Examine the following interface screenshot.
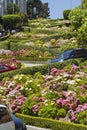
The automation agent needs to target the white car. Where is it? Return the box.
[0,104,15,130]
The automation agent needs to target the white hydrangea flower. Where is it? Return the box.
[67,80,75,85]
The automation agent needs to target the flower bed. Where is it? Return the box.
[0,64,87,125]
[0,58,21,68]
[0,48,52,59]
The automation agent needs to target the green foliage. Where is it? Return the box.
[16,113,87,130]
[0,24,2,31]
[0,18,78,59]
[2,14,22,31]
[33,72,43,79]
[77,22,87,47]
[82,0,87,7]
[21,94,41,116]
[0,34,10,41]
[0,58,83,81]
[77,9,87,47]
[76,110,87,124]
[78,95,87,104]
[27,0,49,19]
[35,29,56,35]
[62,82,68,91]
[69,7,87,33]
[7,3,20,14]
[69,7,83,30]
[79,60,87,68]
[1,13,87,130]
[45,91,61,100]
[0,16,3,25]
[63,9,71,20]
[38,103,57,118]
[19,13,28,25]
[57,108,66,118]
[14,74,29,84]
[42,3,50,18]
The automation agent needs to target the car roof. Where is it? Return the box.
[62,48,86,53]
[59,49,73,55]
[0,104,7,108]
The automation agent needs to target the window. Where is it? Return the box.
[0,107,12,124]
[0,66,8,71]
[71,49,85,58]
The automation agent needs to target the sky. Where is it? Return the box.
[41,0,82,19]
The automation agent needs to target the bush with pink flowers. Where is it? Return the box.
[1,64,87,125]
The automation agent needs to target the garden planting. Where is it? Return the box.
[0,58,21,68]
[1,11,87,128]
[0,19,78,61]
[0,63,87,125]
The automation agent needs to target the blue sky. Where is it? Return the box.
[41,0,82,19]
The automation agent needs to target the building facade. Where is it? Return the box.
[0,0,7,16]
[0,0,27,16]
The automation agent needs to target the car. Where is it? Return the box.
[0,104,15,130]
[51,48,87,63]
[0,64,17,73]
[0,104,27,130]
[12,113,27,130]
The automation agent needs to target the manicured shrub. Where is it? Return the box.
[16,113,87,130]
[57,108,66,118]
[63,9,71,20]
[38,104,57,118]
[2,14,22,32]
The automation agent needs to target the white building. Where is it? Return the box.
[0,0,7,16]
[0,0,27,16]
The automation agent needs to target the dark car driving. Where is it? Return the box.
[51,48,87,63]
[12,114,27,130]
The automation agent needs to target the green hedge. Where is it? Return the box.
[35,29,57,34]
[16,57,48,61]
[0,58,83,81]
[0,33,10,41]
[16,113,87,130]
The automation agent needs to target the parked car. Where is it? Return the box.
[12,113,27,130]
[0,64,17,73]
[51,48,87,63]
[0,104,27,130]
[0,104,15,130]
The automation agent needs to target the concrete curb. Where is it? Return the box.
[26,125,51,130]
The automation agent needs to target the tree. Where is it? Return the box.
[63,9,71,20]
[42,3,50,18]
[0,16,3,31]
[82,0,87,7]
[69,7,83,31]
[2,15,22,32]
[0,16,3,25]
[19,13,28,25]
[7,3,20,14]
[0,24,2,31]
[27,0,50,19]
[77,9,87,47]
[77,22,87,47]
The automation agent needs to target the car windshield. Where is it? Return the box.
[58,50,72,60]
[0,66,8,71]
